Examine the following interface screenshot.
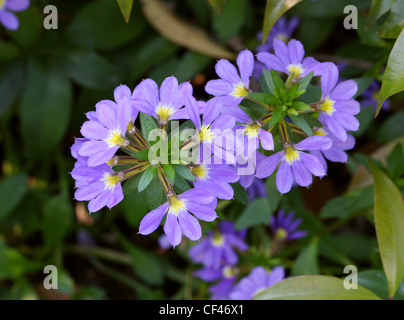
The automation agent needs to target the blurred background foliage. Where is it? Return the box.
[0,0,404,300]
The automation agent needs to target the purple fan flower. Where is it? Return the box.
[254,16,300,78]
[205,50,254,109]
[190,164,239,200]
[257,39,320,80]
[237,150,266,189]
[360,80,390,111]
[188,221,248,270]
[229,266,285,300]
[256,135,332,194]
[158,234,172,250]
[184,96,237,164]
[246,179,267,202]
[0,0,29,30]
[256,17,300,54]
[139,188,218,247]
[310,127,355,171]
[131,76,192,128]
[236,114,274,151]
[78,85,134,167]
[317,62,360,142]
[194,266,238,300]
[71,162,124,213]
[270,210,307,241]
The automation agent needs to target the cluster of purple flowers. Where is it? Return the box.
[0,0,29,30]
[189,220,293,300]
[71,32,362,248]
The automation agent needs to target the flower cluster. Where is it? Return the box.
[71,37,361,247]
[0,0,29,30]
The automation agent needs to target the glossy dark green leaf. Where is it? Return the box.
[123,174,142,196]
[42,193,73,246]
[116,0,134,23]
[68,0,145,50]
[0,61,24,118]
[370,160,404,298]
[291,238,319,275]
[366,0,396,28]
[0,174,28,222]
[289,115,313,136]
[138,166,157,193]
[262,0,303,42]
[212,0,247,41]
[140,113,158,143]
[232,183,249,206]
[254,275,381,300]
[377,0,404,38]
[19,59,72,158]
[146,175,165,210]
[377,28,404,115]
[174,165,195,182]
[235,198,270,230]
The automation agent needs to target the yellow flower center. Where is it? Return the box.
[244,123,260,138]
[102,173,121,190]
[275,228,288,240]
[222,266,237,279]
[231,83,249,98]
[276,33,289,43]
[191,165,208,180]
[155,104,174,123]
[313,128,327,136]
[287,64,304,78]
[168,195,185,216]
[320,98,336,115]
[284,146,300,164]
[199,125,213,143]
[0,0,5,9]
[105,129,127,147]
[211,232,225,247]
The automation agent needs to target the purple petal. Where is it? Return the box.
[287,39,304,65]
[184,94,201,130]
[114,85,131,102]
[88,190,109,213]
[178,211,202,241]
[95,100,117,131]
[164,213,182,247]
[273,38,290,66]
[179,188,215,204]
[335,99,360,115]
[292,160,312,187]
[300,152,326,177]
[205,79,234,96]
[320,62,339,98]
[137,78,159,107]
[5,0,30,11]
[295,135,332,151]
[159,76,179,106]
[276,160,294,194]
[138,203,169,235]
[259,129,274,150]
[330,80,358,101]
[256,151,282,179]
[87,147,118,167]
[186,201,218,222]
[215,59,241,84]
[80,121,109,140]
[237,49,254,87]
[256,52,286,73]
[0,10,18,30]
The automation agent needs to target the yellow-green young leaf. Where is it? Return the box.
[116,0,133,23]
[262,0,303,43]
[208,0,224,14]
[139,0,235,60]
[369,160,404,298]
[254,276,381,300]
[376,28,404,116]
[366,0,396,28]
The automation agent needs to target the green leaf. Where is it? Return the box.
[262,0,304,42]
[232,183,249,206]
[378,112,404,142]
[352,77,374,99]
[174,164,195,182]
[254,276,381,300]
[297,72,314,92]
[377,28,404,115]
[122,187,149,226]
[292,101,311,111]
[270,70,286,96]
[289,115,313,136]
[358,270,404,300]
[163,164,175,184]
[291,238,319,276]
[0,240,41,281]
[63,49,119,90]
[42,193,73,246]
[138,166,157,193]
[68,0,145,50]
[268,108,287,127]
[140,112,158,143]
[0,40,20,62]
[376,0,404,38]
[208,0,224,14]
[235,198,270,230]
[116,0,134,23]
[122,174,142,196]
[248,92,272,105]
[366,0,396,28]
[19,59,72,158]
[265,175,280,213]
[0,60,24,118]
[0,174,27,223]
[320,186,374,219]
[212,0,248,41]
[369,160,404,298]
[146,175,165,210]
